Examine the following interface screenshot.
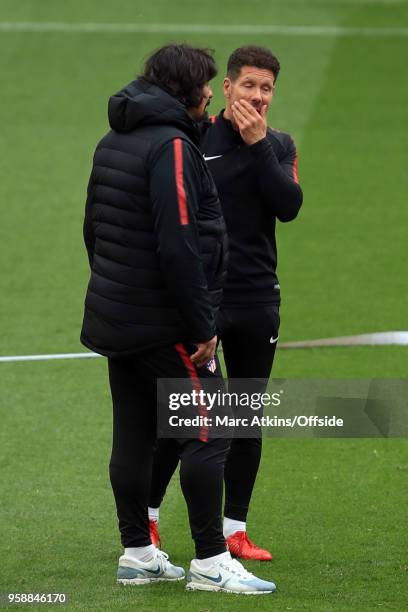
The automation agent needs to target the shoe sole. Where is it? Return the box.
[186,582,275,595]
[230,552,273,562]
[118,576,185,585]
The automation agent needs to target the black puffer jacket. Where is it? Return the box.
[80,78,227,357]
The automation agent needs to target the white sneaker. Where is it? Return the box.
[186,553,276,595]
[117,549,185,585]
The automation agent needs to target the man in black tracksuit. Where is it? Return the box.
[81,44,277,593]
[148,46,303,561]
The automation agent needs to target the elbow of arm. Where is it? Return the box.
[279,213,297,223]
[276,190,303,223]
[277,208,299,223]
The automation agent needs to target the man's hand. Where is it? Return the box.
[190,335,217,368]
[231,99,267,145]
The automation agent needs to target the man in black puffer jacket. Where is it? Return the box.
[80,44,276,594]
[81,64,226,357]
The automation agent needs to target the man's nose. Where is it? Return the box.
[251,88,262,101]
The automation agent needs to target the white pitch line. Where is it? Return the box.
[0,352,102,363]
[1,332,407,363]
[0,22,408,37]
[276,0,408,3]
[279,331,408,349]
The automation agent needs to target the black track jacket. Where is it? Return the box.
[80,79,227,357]
[200,112,303,305]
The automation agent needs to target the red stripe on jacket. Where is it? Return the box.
[292,147,299,184]
[175,343,209,443]
[173,138,189,225]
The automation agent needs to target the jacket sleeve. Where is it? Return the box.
[149,137,216,343]
[249,133,303,222]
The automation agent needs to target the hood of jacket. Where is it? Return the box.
[108,77,200,144]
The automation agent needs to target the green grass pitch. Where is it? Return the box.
[0,1,407,610]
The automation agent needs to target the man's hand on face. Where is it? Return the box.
[190,335,217,368]
[231,99,267,145]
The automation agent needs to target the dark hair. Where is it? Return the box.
[227,45,280,81]
[143,43,217,108]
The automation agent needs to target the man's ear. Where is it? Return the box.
[223,77,231,99]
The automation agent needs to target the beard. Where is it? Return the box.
[196,99,211,122]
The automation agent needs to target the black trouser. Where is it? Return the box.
[108,343,229,559]
[150,304,280,523]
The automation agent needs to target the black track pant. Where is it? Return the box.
[150,304,280,523]
[108,343,229,559]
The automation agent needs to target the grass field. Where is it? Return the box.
[1,0,407,610]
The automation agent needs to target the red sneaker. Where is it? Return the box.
[226,531,273,561]
[149,519,161,548]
